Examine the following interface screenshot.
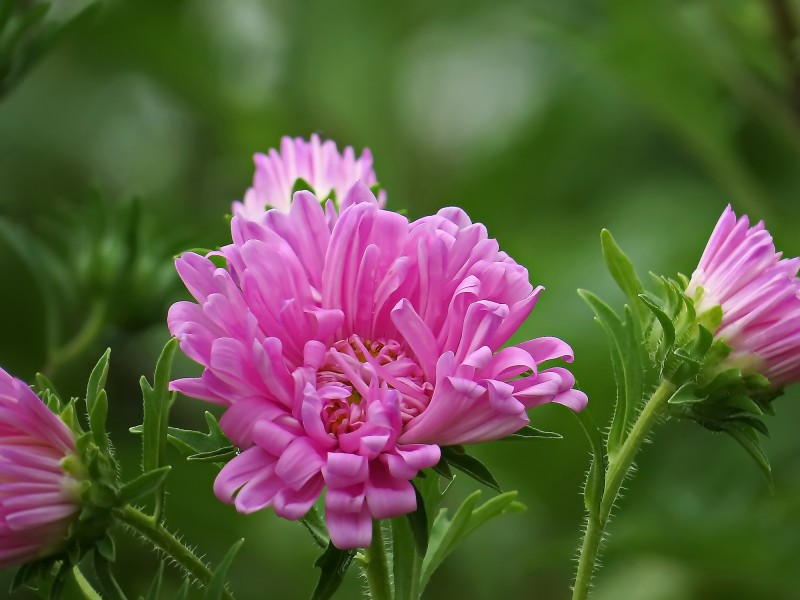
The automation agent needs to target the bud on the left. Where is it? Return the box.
[0,368,84,568]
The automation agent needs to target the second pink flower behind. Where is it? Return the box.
[169,184,586,548]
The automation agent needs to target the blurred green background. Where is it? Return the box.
[1,0,799,598]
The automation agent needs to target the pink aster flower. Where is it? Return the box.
[0,368,82,568]
[233,134,386,219]
[169,184,586,548]
[686,205,800,388]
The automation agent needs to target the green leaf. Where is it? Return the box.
[439,447,501,493]
[497,425,562,441]
[578,290,642,458]
[391,516,422,600]
[667,383,704,406]
[569,408,606,515]
[310,543,356,600]
[140,338,178,473]
[144,562,164,600]
[300,506,329,549]
[600,229,646,325]
[135,411,231,457]
[203,538,244,600]
[86,349,111,451]
[407,483,429,555]
[420,491,523,591]
[116,467,172,506]
[186,446,238,463]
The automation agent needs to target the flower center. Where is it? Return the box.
[317,335,432,436]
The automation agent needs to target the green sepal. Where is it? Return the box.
[10,558,51,593]
[116,467,172,506]
[722,423,773,491]
[95,533,116,562]
[310,542,356,600]
[300,506,329,549]
[203,539,244,600]
[639,293,676,357]
[419,490,524,592]
[85,349,111,451]
[438,446,501,493]
[497,425,562,441]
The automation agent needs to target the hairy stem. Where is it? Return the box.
[116,505,234,600]
[365,520,392,600]
[572,379,675,600]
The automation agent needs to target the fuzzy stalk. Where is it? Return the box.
[116,505,234,600]
[572,379,676,600]
[364,520,392,600]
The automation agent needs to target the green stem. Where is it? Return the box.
[365,520,392,600]
[572,379,675,600]
[116,505,234,600]
[45,300,108,378]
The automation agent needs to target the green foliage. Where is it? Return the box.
[0,0,100,99]
[437,446,502,493]
[310,543,356,600]
[204,539,244,600]
[420,491,525,591]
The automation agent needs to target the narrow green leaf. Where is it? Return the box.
[175,580,190,600]
[600,229,646,324]
[407,483,429,555]
[497,425,562,441]
[187,446,237,464]
[391,516,422,600]
[420,492,481,590]
[141,338,178,474]
[93,552,127,600]
[86,349,111,450]
[49,561,70,600]
[439,447,501,492]
[145,562,164,600]
[310,543,356,600]
[419,491,523,591]
[116,467,171,506]
[569,408,606,515]
[455,491,525,544]
[431,459,453,480]
[578,290,643,458]
[300,506,329,548]
[203,539,244,600]
[667,383,704,406]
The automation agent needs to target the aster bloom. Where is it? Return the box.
[686,205,800,388]
[0,368,82,568]
[233,134,386,219]
[170,184,586,548]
